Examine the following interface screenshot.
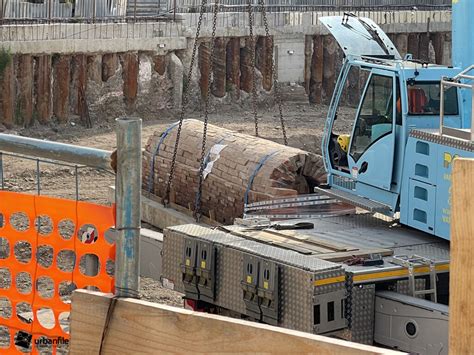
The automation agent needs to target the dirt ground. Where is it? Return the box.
[1,101,354,202]
[0,100,355,353]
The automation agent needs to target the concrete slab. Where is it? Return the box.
[140,228,163,281]
[108,185,198,229]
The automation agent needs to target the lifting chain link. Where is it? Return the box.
[247,0,259,138]
[194,0,220,222]
[163,0,208,206]
[259,0,288,145]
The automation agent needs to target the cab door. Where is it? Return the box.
[348,70,396,191]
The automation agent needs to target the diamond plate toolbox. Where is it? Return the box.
[162,224,347,334]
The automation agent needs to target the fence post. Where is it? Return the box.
[92,0,96,22]
[134,0,137,21]
[115,117,142,298]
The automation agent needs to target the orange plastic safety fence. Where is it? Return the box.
[0,191,116,354]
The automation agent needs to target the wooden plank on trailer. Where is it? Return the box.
[70,290,404,355]
[252,230,335,254]
[317,249,394,262]
[450,158,474,354]
[274,229,353,252]
[224,228,324,255]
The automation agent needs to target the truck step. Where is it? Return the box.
[315,186,392,214]
[414,289,436,296]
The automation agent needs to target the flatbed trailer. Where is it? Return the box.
[161,209,450,354]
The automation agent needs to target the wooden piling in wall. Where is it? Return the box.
[0,58,15,128]
[199,42,211,100]
[16,55,33,127]
[226,37,241,99]
[35,55,52,124]
[309,35,323,104]
[240,38,254,94]
[322,35,336,104]
[256,36,273,92]
[53,55,71,123]
[212,38,227,98]
[407,33,420,60]
[121,52,138,114]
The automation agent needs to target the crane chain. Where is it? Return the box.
[162,0,207,206]
[247,0,259,138]
[259,0,288,146]
[194,0,220,222]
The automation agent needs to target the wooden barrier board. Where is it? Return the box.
[69,290,403,355]
[450,158,474,354]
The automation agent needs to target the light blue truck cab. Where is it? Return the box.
[319,15,474,240]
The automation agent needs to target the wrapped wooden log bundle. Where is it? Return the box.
[142,119,326,224]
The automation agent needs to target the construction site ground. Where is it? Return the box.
[0,101,354,310]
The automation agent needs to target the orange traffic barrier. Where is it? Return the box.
[0,191,115,354]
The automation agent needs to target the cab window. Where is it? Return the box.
[350,74,394,162]
[407,81,458,115]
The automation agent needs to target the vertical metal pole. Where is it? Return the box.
[439,79,445,136]
[471,83,474,141]
[75,165,79,200]
[0,153,3,190]
[115,117,142,298]
[92,0,96,23]
[173,0,176,21]
[36,160,41,195]
[134,0,137,22]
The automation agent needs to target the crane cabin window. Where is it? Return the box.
[328,65,369,171]
[407,81,459,115]
[350,74,394,162]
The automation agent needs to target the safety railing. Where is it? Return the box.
[0,117,141,353]
[0,0,451,25]
[440,65,474,142]
[0,8,452,42]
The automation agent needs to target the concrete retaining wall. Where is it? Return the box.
[0,10,454,127]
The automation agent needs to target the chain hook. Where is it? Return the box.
[194,0,220,222]
[163,0,208,206]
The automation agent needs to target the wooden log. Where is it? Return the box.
[69,289,402,355]
[142,119,326,224]
[449,158,474,354]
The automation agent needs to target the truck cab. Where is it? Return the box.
[319,15,474,240]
